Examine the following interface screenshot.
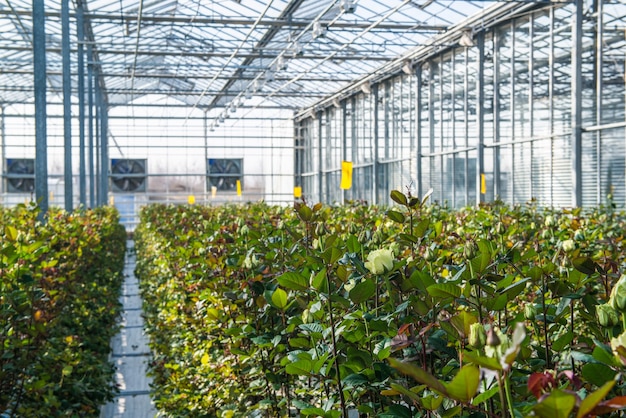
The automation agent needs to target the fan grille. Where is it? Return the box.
[110,159,147,193]
[6,158,35,193]
[207,159,243,191]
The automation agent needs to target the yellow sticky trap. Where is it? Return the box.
[236,180,242,196]
[340,161,353,190]
[294,186,302,198]
[480,174,486,194]
[49,191,54,201]
[109,196,115,206]
[188,195,196,205]
[211,186,217,198]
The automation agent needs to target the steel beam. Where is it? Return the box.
[77,1,86,207]
[62,0,73,211]
[33,0,48,219]
[571,0,583,207]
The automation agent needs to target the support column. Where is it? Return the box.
[317,111,323,203]
[416,66,423,199]
[77,1,86,207]
[373,85,379,205]
[341,101,347,204]
[571,0,583,207]
[33,0,48,219]
[62,0,73,211]
[88,45,95,207]
[476,33,485,204]
[100,93,109,207]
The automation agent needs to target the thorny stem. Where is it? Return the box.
[326,269,347,418]
[541,273,551,369]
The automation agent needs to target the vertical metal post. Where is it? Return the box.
[416,66,423,199]
[317,111,323,203]
[100,92,109,207]
[204,110,209,197]
[595,0,603,204]
[77,1,86,207]
[88,45,95,207]
[33,0,48,219]
[476,33,485,205]
[572,0,583,207]
[529,15,535,200]
[510,25,516,204]
[373,84,380,205]
[62,0,72,211]
[341,100,347,203]
[451,54,457,207]
[350,97,357,197]
[94,71,101,205]
[493,31,501,199]
[428,62,436,202]
[0,106,4,196]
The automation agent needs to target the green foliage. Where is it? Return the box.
[134,195,626,417]
[0,203,126,417]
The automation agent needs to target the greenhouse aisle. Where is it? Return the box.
[101,241,157,418]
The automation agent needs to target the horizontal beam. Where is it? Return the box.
[0,44,394,61]
[0,9,447,31]
[0,68,354,83]
[0,86,325,97]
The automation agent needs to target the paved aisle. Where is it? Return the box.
[101,241,157,418]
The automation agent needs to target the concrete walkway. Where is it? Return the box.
[101,242,157,418]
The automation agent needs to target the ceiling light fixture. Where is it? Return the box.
[361,82,371,95]
[402,60,413,75]
[459,29,474,47]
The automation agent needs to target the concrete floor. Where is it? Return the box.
[101,242,157,418]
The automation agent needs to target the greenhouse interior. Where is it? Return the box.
[5,0,626,417]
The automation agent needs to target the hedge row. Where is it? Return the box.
[135,197,626,417]
[0,204,127,417]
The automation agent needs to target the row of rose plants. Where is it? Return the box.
[135,193,626,417]
[0,203,127,417]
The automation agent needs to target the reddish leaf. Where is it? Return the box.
[528,372,555,399]
[558,370,582,390]
[589,396,626,415]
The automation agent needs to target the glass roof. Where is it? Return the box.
[0,0,501,114]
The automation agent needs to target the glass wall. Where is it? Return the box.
[296,0,626,208]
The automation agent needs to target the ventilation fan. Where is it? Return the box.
[110,159,146,193]
[207,158,243,191]
[6,158,35,193]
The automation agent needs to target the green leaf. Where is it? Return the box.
[463,352,502,371]
[573,257,597,275]
[297,204,313,221]
[312,268,328,293]
[390,190,408,206]
[581,363,616,387]
[387,210,405,224]
[285,359,313,376]
[5,226,18,241]
[301,407,325,416]
[472,386,499,406]
[346,235,361,253]
[389,383,422,402]
[441,406,462,418]
[277,271,309,291]
[577,380,616,418]
[349,279,376,304]
[427,283,461,299]
[342,373,369,387]
[388,358,447,396]
[551,331,573,352]
[271,287,288,309]
[445,365,480,403]
[450,311,478,338]
[533,389,577,418]
[414,219,431,237]
[421,394,443,411]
